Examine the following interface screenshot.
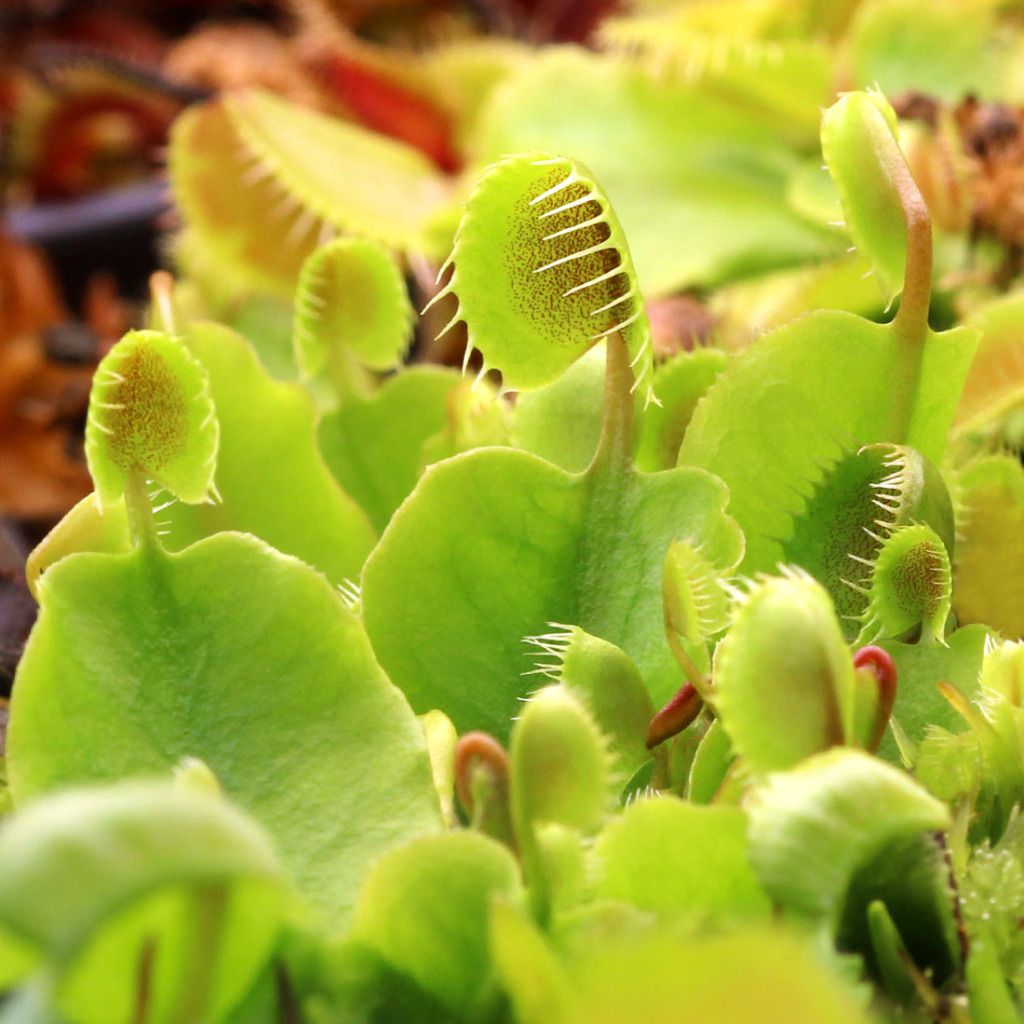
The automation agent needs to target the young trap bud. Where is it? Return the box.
[453,731,515,849]
[646,683,703,752]
[663,539,731,682]
[293,237,414,396]
[509,685,614,923]
[851,645,898,754]
[712,568,854,773]
[782,443,954,641]
[510,686,613,837]
[85,330,219,513]
[524,624,659,786]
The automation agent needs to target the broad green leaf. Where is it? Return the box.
[25,494,130,601]
[876,623,990,764]
[511,345,607,474]
[713,569,854,772]
[361,437,741,739]
[679,311,977,574]
[84,330,218,510]
[472,49,835,297]
[224,295,298,382]
[317,365,459,535]
[707,254,885,351]
[417,377,511,467]
[8,532,441,922]
[162,322,376,585]
[592,797,770,921]
[349,831,521,1019]
[293,238,413,386]
[173,240,300,382]
[599,7,832,143]
[0,782,286,1024]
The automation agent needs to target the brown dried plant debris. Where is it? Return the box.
[896,91,1024,284]
[0,230,129,520]
[955,97,1024,274]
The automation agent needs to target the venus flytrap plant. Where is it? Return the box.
[27,274,380,590]
[711,568,856,773]
[424,152,656,402]
[291,236,481,534]
[508,685,612,924]
[523,625,663,790]
[643,538,736,758]
[597,0,834,148]
[851,645,899,757]
[84,329,219,528]
[8,328,442,931]
[747,749,959,985]
[472,48,837,298]
[454,730,516,850]
[780,442,955,641]
[18,68,1024,1021]
[0,779,290,1024]
[362,151,742,739]
[913,639,1024,848]
[292,236,414,403]
[169,89,452,302]
[633,348,731,473]
[680,90,978,578]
